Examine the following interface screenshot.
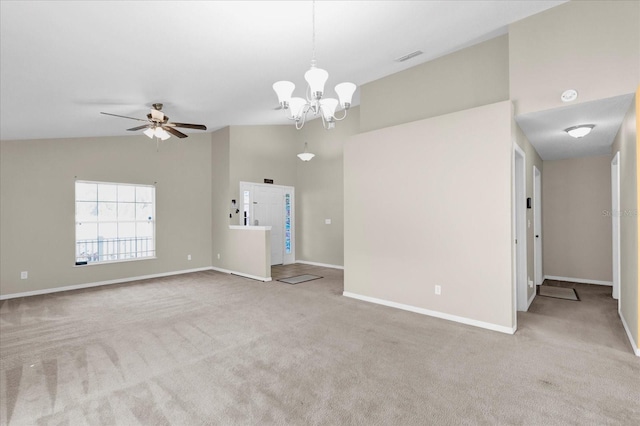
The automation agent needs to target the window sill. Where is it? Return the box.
[73,256,157,267]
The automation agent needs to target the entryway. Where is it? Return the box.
[239,181,295,265]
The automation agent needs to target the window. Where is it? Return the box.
[75,181,155,264]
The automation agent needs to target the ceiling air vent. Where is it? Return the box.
[395,50,424,62]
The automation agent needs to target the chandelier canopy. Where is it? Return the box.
[272,0,356,130]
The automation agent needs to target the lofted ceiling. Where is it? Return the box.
[0,0,567,141]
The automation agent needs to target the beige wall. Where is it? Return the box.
[542,156,613,283]
[345,101,514,330]
[210,127,271,280]
[211,126,231,269]
[293,34,510,266]
[295,110,360,266]
[360,35,509,133]
[212,125,295,277]
[509,0,640,115]
[514,123,544,301]
[225,227,271,279]
[229,125,298,209]
[0,133,213,297]
[612,91,638,352]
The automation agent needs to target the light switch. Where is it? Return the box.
[325,219,331,225]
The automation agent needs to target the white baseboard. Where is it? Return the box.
[544,275,613,286]
[210,266,272,282]
[296,260,344,270]
[0,267,213,300]
[619,309,640,357]
[342,291,516,335]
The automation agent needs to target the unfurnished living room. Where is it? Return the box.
[0,1,638,425]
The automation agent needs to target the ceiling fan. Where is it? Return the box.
[100,103,207,140]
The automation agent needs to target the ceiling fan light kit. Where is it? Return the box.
[101,103,206,141]
[143,126,170,141]
[273,0,356,130]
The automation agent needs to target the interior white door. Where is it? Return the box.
[514,145,528,312]
[533,166,543,285]
[253,186,285,265]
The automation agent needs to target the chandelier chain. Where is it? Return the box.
[311,0,316,64]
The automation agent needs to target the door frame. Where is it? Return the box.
[513,143,528,313]
[533,166,543,285]
[239,181,295,265]
[611,152,621,303]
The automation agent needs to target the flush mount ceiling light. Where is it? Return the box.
[565,124,595,138]
[272,0,356,130]
[297,142,315,161]
[561,89,578,102]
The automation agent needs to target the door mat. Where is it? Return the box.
[538,285,579,301]
[278,274,323,285]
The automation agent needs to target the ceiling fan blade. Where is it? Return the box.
[168,122,207,130]
[100,112,148,122]
[163,126,188,138]
[127,124,151,131]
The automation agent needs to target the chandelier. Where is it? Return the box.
[272,0,356,130]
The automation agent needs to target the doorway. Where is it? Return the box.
[533,166,543,285]
[611,152,620,302]
[513,144,528,312]
[239,182,295,266]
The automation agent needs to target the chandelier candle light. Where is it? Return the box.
[273,0,356,130]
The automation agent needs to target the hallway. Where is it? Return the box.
[522,280,631,354]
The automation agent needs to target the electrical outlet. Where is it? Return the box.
[435,285,441,295]
[217,253,221,260]
[187,254,192,261]
[21,271,28,279]
[325,219,332,225]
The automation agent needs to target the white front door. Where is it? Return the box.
[254,186,285,265]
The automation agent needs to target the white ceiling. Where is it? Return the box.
[515,94,634,161]
[0,0,567,141]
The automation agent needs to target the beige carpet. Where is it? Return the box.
[1,268,638,425]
